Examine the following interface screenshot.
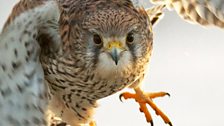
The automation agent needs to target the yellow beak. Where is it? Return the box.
[106,41,124,65]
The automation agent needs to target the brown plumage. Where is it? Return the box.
[151,0,224,28]
[1,0,170,126]
[42,1,153,125]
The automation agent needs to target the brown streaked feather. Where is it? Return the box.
[145,5,165,26]
[3,0,47,31]
[56,0,138,51]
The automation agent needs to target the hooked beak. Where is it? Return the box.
[111,48,119,65]
[106,41,124,65]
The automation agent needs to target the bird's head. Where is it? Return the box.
[61,1,163,79]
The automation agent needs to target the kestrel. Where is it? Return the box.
[1,0,223,126]
[1,0,168,126]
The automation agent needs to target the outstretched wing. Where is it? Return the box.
[151,0,224,28]
[0,1,60,125]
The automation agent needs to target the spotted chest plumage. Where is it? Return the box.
[42,54,148,100]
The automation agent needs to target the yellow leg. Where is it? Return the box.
[89,121,96,126]
[120,87,172,126]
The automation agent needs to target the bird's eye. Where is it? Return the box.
[93,34,102,45]
[126,32,134,44]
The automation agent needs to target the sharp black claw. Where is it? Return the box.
[139,107,143,112]
[119,94,124,102]
[166,93,171,97]
[149,120,154,126]
[168,122,173,126]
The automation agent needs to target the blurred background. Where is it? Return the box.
[1,0,224,126]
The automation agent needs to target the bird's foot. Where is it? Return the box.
[120,87,172,126]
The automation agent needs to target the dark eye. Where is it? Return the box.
[126,32,134,44]
[93,34,102,45]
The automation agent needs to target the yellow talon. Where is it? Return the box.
[120,87,172,126]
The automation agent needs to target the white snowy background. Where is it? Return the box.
[0,0,224,126]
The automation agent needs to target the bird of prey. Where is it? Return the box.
[0,0,223,126]
[0,0,168,126]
